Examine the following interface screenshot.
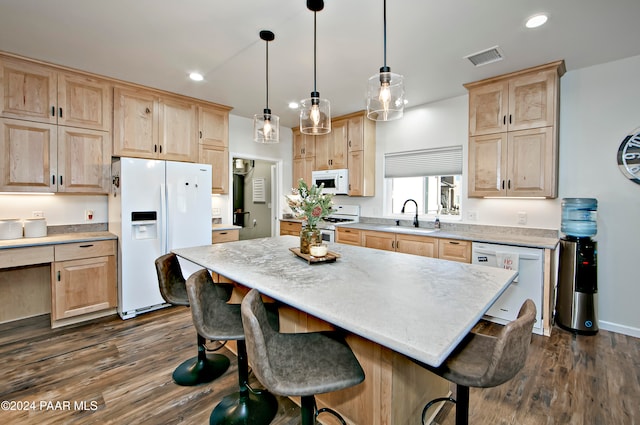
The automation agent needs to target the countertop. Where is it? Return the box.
[0,232,117,250]
[337,222,559,250]
[173,235,517,367]
[212,224,242,231]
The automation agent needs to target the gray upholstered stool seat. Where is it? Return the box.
[154,253,230,386]
[186,269,279,425]
[419,299,536,425]
[241,288,365,425]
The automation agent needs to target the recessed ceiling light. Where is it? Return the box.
[189,72,204,81]
[526,13,548,29]
[288,102,299,109]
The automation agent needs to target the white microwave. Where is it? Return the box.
[311,169,349,195]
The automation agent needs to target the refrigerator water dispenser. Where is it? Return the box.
[131,211,158,240]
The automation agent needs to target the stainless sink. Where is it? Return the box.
[382,226,439,235]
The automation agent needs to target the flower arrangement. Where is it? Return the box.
[286,178,334,229]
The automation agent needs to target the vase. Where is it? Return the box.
[300,226,321,254]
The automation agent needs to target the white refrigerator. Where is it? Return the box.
[109,157,212,319]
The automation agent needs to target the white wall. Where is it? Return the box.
[0,194,107,225]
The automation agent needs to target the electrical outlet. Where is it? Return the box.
[85,210,94,221]
[32,211,44,218]
[467,211,477,221]
[517,211,527,225]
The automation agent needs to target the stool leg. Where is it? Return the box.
[209,340,278,425]
[172,333,230,386]
[300,396,316,425]
[455,385,469,425]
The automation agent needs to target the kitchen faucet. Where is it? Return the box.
[401,199,419,228]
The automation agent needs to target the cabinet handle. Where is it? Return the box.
[154,144,158,153]
[502,180,505,190]
[145,107,151,114]
[59,175,63,185]
[52,175,56,185]
[57,271,61,281]
[199,130,202,139]
[503,115,506,125]
[59,107,63,118]
[391,241,395,249]
[448,241,460,245]
[508,180,511,189]
[79,244,94,248]
[159,145,162,153]
[220,232,227,235]
[348,140,351,147]
[509,114,512,124]
[396,241,399,249]
[51,106,56,117]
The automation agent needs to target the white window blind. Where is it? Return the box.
[384,146,463,178]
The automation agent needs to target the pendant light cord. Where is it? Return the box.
[265,37,269,109]
[313,11,317,93]
[383,0,387,68]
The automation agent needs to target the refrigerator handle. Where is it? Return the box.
[160,183,168,253]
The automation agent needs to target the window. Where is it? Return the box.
[385,146,462,217]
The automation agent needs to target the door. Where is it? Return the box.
[118,158,165,315]
[166,161,212,277]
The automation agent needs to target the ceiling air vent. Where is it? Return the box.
[464,46,505,67]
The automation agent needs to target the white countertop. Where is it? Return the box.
[0,232,117,250]
[173,235,517,367]
[338,222,559,249]
[212,224,242,231]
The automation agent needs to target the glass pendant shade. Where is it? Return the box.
[254,30,279,143]
[300,94,330,135]
[366,67,405,121]
[253,108,280,143]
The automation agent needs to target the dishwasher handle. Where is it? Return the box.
[472,247,541,261]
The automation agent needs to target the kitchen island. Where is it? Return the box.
[173,235,517,424]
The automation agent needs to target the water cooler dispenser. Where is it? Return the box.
[555,198,598,334]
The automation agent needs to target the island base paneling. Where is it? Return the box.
[225,279,449,425]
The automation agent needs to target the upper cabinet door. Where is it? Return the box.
[508,70,556,132]
[57,71,112,131]
[113,86,158,158]
[468,133,508,197]
[0,118,57,192]
[57,126,111,194]
[468,81,509,136]
[158,96,197,162]
[0,57,57,124]
[198,105,229,149]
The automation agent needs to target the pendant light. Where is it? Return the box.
[300,0,331,135]
[253,30,280,143]
[366,0,405,121]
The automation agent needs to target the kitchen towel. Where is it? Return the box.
[496,252,519,282]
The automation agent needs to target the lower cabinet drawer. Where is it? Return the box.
[54,240,116,261]
[212,229,239,244]
[0,245,54,268]
[336,228,362,245]
[438,239,471,263]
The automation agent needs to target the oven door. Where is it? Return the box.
[320,229,334,243]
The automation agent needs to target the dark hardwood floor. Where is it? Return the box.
[0,307,638,425]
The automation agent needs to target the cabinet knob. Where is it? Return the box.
[145,107,151,114]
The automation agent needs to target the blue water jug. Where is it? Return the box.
[561,198,597,237]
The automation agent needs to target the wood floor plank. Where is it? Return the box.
[1,306,638,424]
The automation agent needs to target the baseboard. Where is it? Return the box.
[598,320,640,338]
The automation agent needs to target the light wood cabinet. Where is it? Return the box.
[212,229,239,244]
[198,104,231,194]
[314,119,348,170]
[438,238,471,263]
[346,112,376,196]
[113,86,198,162]
[292,129,315,186]
[361,230,438,258]
[51,240,117,325]
[280,220,302,236]
[336,227,362,246]
[0,56,112,131]
[465,61,564,198]
[0,118,111,193]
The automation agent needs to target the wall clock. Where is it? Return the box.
[617,127,640,185]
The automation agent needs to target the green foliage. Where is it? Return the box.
[286,178,334,228]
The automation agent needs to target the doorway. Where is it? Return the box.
[231,156,280,240]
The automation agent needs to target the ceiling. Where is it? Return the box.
[2,0,640,129]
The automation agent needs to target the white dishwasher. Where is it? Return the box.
[472,242,543,335]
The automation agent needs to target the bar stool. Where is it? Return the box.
[185,269,280,425]
[419,299,536,425]
[241,288,366,425]
[154,253,230,386]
